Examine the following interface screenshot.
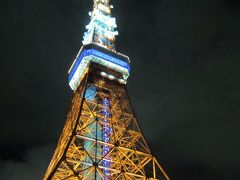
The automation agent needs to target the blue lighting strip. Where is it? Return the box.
[102,98,111,178]
[68,48,130,82]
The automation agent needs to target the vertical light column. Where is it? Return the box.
[101,97,111,178]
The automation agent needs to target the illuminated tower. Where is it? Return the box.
[43,0,169,179]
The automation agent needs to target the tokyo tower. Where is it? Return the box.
[43,0,170,179]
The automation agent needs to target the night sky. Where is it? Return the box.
[1,0,240,179]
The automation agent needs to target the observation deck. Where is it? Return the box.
[68,43,130,91]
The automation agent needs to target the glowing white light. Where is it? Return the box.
[100,71,108,77]
[108,74,115,80]
[118,79,126,84]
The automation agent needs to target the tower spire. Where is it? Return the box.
[82,0,118,51]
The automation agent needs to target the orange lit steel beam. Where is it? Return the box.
[76,135,152,157]
[153,157,170,180]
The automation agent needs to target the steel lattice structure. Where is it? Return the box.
[44,1,169,179]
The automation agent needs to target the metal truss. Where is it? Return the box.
[43,64,169,180]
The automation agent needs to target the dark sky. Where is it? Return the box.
[1,0,240,179]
